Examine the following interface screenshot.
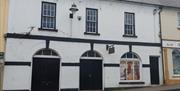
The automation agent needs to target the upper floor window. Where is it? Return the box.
[124,12,136,38]
[40,2,57,31]
[178,12,180,27]
[85,8,99,35]
[172,49,180,75]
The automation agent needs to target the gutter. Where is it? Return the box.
[158,6,165,84]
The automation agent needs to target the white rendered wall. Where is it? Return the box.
[8,0,160,43]
[3,39,162,89]
[4,0,162,90]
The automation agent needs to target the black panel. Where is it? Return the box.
[60,88,79,91]
[150,56,160,85]
[119,82,145,84]
[142,64,150,67]
[80,59,102,90]
[62,63,79,66]
[46,40,50,49]
[2,90,30,91]
[6,33,161,47]
[5,62,31,66]
[104,64,120,67]
[31,58,60,91]
[129,45,132,52]
[90,42,94,51]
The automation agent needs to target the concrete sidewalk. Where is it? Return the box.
[113,84,180,91]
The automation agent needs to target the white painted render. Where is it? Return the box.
[8,0,160,43]
[4,0,163,90]
[3,38,162,90]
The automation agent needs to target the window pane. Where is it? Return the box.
[120,61,127,80]
[127,62,133,80]
[52,51,58,56]
[36,50,43,55]
[127,52,132,58]
[134,61,140,80]
[172,49,180,75]
[42,17,47,28]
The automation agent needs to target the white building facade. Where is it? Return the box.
[3,0,163,91]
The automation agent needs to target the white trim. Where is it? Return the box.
[80,57,103,60]
[33,55,60,58]
[121,58,139,61]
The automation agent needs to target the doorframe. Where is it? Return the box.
[79,58,103,90]
[30,49,61,91]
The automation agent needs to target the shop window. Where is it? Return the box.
[120,52,141,80]
[172,49,180,75]
[178,12,180,27]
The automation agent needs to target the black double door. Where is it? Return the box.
[80,59,102,90]
[31,58,60,91]
[150,56,160,85]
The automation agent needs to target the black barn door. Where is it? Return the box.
[80,59,102,90]
[150,56,160,85]
[31,58,60,91]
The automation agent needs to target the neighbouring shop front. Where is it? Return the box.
[163,40,180,85]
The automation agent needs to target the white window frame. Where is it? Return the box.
[41,2,56,30]
[124,12,135,36]
[86,8,98,34]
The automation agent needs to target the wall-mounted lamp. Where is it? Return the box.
[69,3,79,19]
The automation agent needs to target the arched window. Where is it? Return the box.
[120,52,141,80]
[80,50,102,59]
[34,48,59,58]
[172,49,180,75]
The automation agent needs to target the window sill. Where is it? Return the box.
[38,28,58,32]
[123,35,138,38]
[84,32,100,36]
[172,75,180,78]
[119,82,145,85]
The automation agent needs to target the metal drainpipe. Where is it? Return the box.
[158,6,165,85]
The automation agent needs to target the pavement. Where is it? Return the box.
[113,84,180,91]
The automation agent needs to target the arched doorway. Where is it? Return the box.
[31,48,60,91]
[80,50,103,90]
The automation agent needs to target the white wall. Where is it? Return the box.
[8,0,160,43]
[3,66,31,90]
[3,39,162,89]
[4,0,162,90]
